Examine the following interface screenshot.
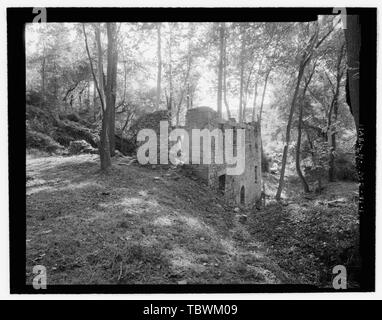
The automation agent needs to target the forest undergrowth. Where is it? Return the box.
[26,154,359,287]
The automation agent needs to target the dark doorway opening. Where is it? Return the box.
[218,174,226,193]
[240,186,245,204]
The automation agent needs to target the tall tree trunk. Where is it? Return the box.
[83,23,108,172]
[95,24,111,171]
[328,105,339,181]
[328,43,345,181]
[327,103,335,182]
[185,25,195,114]
[186,83,190,110]
[251,81,259,122]
[107,23,118,157]
[250,59,263,122]
[296,64,316,193]
[41,47,46,108]
[223,28,231,119]
[87,80,90,110]
[53,61,58,108]
[259,68,271,124]
[217,23,224,118]
[258,69,271,180]
[296,100,310,193]
[156,24,162,110]
[168,26,173,122]
[275,29,318,200]
[175,27,193,125]
[238,25,245,123]
[344,15,360,134]
[100,108,112,170]
[176,102,181,126]
[275,60,311,200]
[123,60,127,102]
[93,81,97,121]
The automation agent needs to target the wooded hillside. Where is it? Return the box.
[25,19,361,287]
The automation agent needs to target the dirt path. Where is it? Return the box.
[26,154,291,285]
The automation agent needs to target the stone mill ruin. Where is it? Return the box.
[136,106,262,207]
[184,107,262,206]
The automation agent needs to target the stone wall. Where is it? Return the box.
[133,107,262,206]
[133,110,171,164]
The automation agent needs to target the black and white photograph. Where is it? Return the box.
[5,4,377,299]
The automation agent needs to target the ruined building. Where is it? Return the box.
[184,107,262,206]
[134,107,262,206]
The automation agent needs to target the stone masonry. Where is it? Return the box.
[185,107,262,206]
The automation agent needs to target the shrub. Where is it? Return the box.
[334,152,358,182]
[52,127,74,147]
[68,140,98,155]
[26,104,56,135]
[128,110,171,157]
[26,90,43,106]
[56,120,99,148]
[130,110,170,137]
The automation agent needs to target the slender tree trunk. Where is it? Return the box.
[176,102,181,126]
[52,61,58,108]
[242,100,247,123]
[296,100,310,193]
[275,61,308,200]
[259,68,271,124]
[328,112,335,182]
[328,96,338,181]
[238,26,245,122]
[87,80,90,110]
[100,109,112,170]
[275,29,318,200]
[168,26,173,122]
[41,49,46,108]
[120,112,131,153]
[175,29,193,126]
[296,64,316,193]
[186,83,190,110]
[123,61,127,102]
[217,23,224,118]
[328,43,345,181]
[156,24,162,110]
[258,69,271,180]
[328,106,338,181]
[107,23,118,157]
[223,29,231,119]
[251,81,259,122]
[95,24,111,171]
[93,82,97,121]
[251,59,263,122]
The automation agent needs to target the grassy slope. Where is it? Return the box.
[26,155,291,285]
[26,155,359,286]
[253,173,360,287]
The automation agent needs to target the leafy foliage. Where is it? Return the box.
[26,129,64,153]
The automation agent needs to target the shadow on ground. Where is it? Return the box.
[26,154,291,285]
